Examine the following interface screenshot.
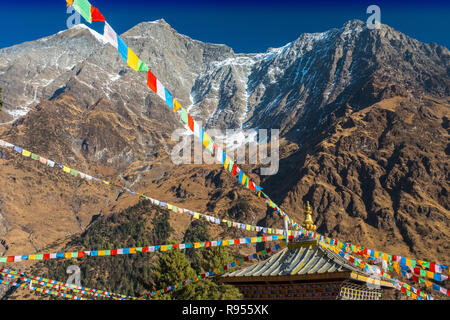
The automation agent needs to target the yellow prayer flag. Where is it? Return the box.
[426,271,433,279]
[98,250,105,256]
[64,252,71,259]
[406,258,412,267]
[374,251,379,258]
[203,132,210,148]
[161,245,167,252]
[167,204,173,210]
[102,180,109,185]
[62,166,71,173]
[382,253,388,260]
[127,48,139,72]
[129,248,136,254]
[22,150,31,157]
[173,99,181,112]
[245,225,251,231]
[29,254,36,260]
[241,173,247,185]
[411,293,417,300]
[251,237,257,243]
[194,243,200,249]
[193,212,200,219]
[224,157,230,170]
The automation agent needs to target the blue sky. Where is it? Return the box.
[0,0,449,52]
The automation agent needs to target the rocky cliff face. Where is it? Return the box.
[0,18,448,271]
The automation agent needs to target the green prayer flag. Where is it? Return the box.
[256,237,262,242]
[70,169,79,177]
[420,269,427,277]
[421,261,430,269]
[31,153,39,160]
[71,252,78,258]
[104,250,111,256]
[228,160,234,173]
[138,60,149,72]
[419,278,425,284]
[227,221,232,227]
[261,250,267,255]
[0,257,7,263]
[239,258,245,263]
[35,254,44,260]
[181,108,188,124]
[200,242,205,247]
[245,178,249,189]
[219,266,224,272]
[407,290,411,297]
[172,206,178,213]
[136,247,143,252]
[167,245,173,250]
[73,0,92,23]
[411,259,416,268]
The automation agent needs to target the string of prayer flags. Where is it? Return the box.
[0,277,87,300]
[0,268,135,300]
[0,234,286,263]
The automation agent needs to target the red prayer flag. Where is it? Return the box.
[234,239,239,244]
[187,114,194,131]
[172,244,179,249]
[7,256,14,263]
[90,7,106,22]
[111,249,118,255]
[412,275,419,283]
[232,163,237,176]
[78,251,84,258]
[147,70,157,93]
[43,254,50,260]
[430,263,436,272]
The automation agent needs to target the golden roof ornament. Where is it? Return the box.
[302,201,317,232]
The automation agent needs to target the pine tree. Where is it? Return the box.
[151,247,241,300]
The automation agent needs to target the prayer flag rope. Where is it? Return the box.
[0,139,297,239]
[319,242,438,300]
[0,268,135,300]
[63,0,450,275]
[0,234,287,263]
[140,242,286,299]
[0,277,87,300]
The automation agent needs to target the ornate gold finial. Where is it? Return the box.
[302,201,317,232]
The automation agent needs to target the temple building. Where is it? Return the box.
[220,202,394,300]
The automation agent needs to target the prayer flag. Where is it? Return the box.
[127,48,139,71]
[147,70,157,93]
[117,36,128,61]
[164,89,174,109]
[173,99,181,112]
[73,0,92,23]
[90,6,105,22]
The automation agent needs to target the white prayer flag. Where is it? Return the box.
[103,22,118,48]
